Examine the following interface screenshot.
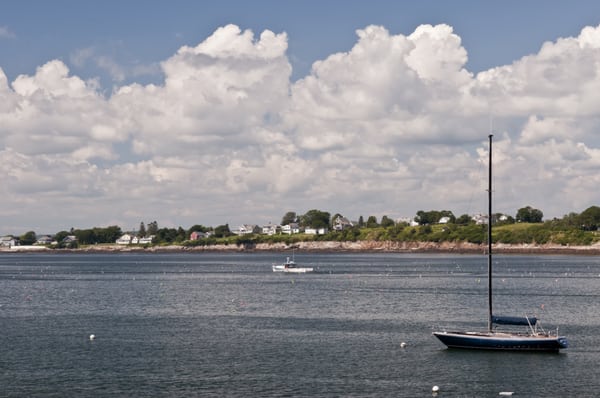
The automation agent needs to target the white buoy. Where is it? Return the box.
[400,342,407,348]
[432,385,439,392]
[499,393,514,396]
[89,334,95,341]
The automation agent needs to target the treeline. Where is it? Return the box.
[9,205,600,248]
[184,205,600,247]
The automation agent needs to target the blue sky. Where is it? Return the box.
[2,1,600,235]
[4,1,599,84]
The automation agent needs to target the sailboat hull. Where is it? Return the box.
[433,331,568,352]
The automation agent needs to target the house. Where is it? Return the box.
[62,235,78,244]
[305,227,328,235]
[472,214,488,225]
[139,235,154,244]
[333,216,353,231]
[116,234,134,245]
[438,216,451,224]
[36,235,54,245]
[262,223,279,235]
[0,236,17,247]
[281,223,300,235]
[234,224,258,235]
[190,231,207,240]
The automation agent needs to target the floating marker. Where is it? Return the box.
[400,342,407,348]
[89,334,95,341]
[432,385,439,392]
[499,393,514,396]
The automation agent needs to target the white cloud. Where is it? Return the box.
[111,24,292,158]
[4,23,600,233]
[70,47,133,83]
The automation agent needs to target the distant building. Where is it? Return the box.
[472,214,488,225]
[333,216,353,231]
[281,223,300,235]
[262,223,279,235]
[36,235,54,245]
[139,235,154,244]
[116,234,134,245]
[305,227,328,235]
[62,235,78,244]
[233,224,258,235]
[0,236,17,247]
[190,231,207,240]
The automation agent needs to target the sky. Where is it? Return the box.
[2,1,600,235]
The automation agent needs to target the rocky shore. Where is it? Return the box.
[3,241,600,255]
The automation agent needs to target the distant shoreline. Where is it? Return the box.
[2,241,600,255]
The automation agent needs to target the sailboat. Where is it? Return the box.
[433,135,568,351]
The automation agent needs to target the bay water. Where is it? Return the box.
[1,252,598,397]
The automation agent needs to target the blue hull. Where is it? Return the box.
[433,331,568,352]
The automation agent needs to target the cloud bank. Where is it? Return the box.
[2,23,600,233]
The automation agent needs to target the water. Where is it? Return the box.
[1,252,599,397]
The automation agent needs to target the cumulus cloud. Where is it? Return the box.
[3,23,600,233]
[70,47,132,83]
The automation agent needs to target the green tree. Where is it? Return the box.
[559,212,581,228]
[578,206,600,230]
[358,215,364,227]
[300,209,330,229]
[516,206,544,223]
[139,222,146,237]
[155,228,179,243]
[101,226,123,243]
[380,215,395,227]
[147,221,158,236]
[54,231,71,244]
[416,210,435,225]
[281,212,297,225]
[366,216,378,228]
[214,224,232,238]
[19,231,37,245]
[455,214,473,225]
[188,224,210,234]
[73,229,96,244]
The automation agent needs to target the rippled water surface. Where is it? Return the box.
[1,252,599,397]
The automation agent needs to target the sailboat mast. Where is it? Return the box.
[487,134,493,332]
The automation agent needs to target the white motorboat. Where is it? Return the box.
[272,255,313,273]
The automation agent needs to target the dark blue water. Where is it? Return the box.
[1,252,598,397]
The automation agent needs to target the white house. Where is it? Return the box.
[234,224,257,235]
[0,236,17,247]
[472,214,488,225]
[139,236,154,244]
[281,223,300,235]
[36,235,53,245]
[305,227,328,235]
[116,234,134,245]
[262,223,279,235]
[333,216,353,231]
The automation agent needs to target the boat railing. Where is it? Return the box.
[493,316,562,337]
[433,317,562,338]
